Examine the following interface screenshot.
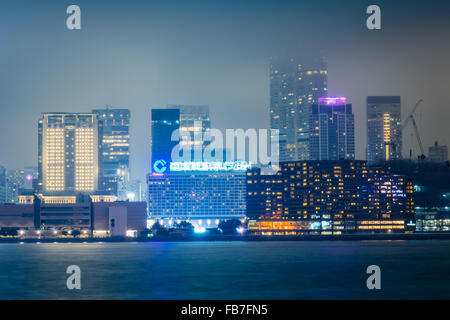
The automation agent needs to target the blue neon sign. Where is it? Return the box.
[170,161,251,172]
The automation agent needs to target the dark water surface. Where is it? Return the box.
[0,240,450,300]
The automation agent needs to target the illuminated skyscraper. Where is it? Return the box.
[148,104,244,226]
[309,97,355,160]
[270,57,328,161]
[367,96,402,163]
[151,105,211,173]
[92,108,130,198]
[168,105,211,161]
[38,113,100,194]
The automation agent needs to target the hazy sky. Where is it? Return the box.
[1,0,449,181]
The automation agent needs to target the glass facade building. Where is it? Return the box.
[309,97,355,160]
[367,96,402,163]
[92,108,130,198]
[151,105,212,173]
[270,57,328,161]
[246,160,415,235]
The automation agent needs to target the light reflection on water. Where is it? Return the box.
[0,240,449,300]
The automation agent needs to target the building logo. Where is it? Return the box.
[153,160,168,173]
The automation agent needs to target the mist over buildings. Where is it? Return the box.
[0,0,449,180]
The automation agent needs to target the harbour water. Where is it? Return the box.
[1,240,450,300]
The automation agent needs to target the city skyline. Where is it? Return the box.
[1,0,450,304]
[1,0,450,182]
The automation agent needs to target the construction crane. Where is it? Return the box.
[403,99,425,161]
[386,99,425,161]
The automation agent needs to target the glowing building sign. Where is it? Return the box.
[318,97,347,105]
[170,161,251,172]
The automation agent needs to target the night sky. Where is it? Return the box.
[0,0,449,181]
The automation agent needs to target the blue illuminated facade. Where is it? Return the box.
[149,106,247,227]
[147,171,246,227]
[151,109,180,173]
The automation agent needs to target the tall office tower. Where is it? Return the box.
[151,109,180,173]
[38,113,100,194]
[92,108,130,198]
[151,106,212,172]
[166,105,211,161]
[309,97,355,160]
[367,96,402,163]
[0,166,6,203]
[428,141,448,163]
[270,57,328,161]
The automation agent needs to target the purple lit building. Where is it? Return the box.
[309,97,355,160]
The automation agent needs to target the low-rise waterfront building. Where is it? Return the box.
[0,203,34,228]
[415,207,450,232]
[0,195,147,238]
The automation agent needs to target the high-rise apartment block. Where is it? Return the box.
[38,113,101,194]
[367,96,402,163]
[270,57,328,161]
[92,108,130,198]
[309,97,355,160]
